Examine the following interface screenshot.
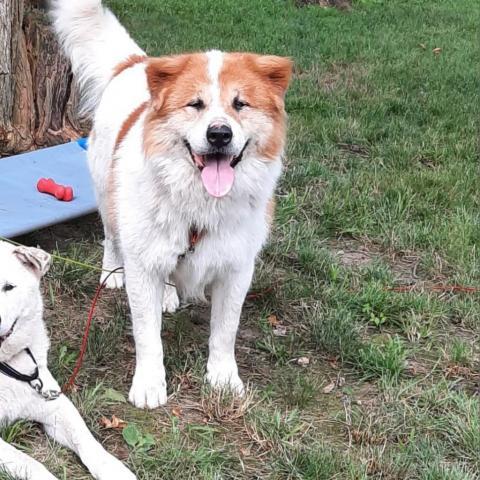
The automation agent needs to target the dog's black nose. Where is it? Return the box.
[207,124,232,148]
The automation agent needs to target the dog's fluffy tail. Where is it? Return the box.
[51,0,145,115]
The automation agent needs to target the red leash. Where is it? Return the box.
[62,267,123,393]
[62,261,274,394]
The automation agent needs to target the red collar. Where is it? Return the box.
[187,227,205,254]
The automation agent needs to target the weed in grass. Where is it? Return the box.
[442,393,480,471]
[139,446,237,480]
[200,387,255,424]
[256,335,291,365]
[47,242,100,297]
[358,335,407,382]
[86,300,128,364]
[447,338,474,367]
[246,408,307,452]
[123,424,155,453]
[167,352,205,395]
[69,383,106,420]
[133,419,239,480]
[53,344,77,379]
[273,444,363,480]
[310,303,361,360]
[421,464,478,480]
[362,301,387,328]
[102,387,128,405]
[265,367,320,408]
[0,421,32,444]
[184,423,219,445]
[401,312,434,343]
[282,372,319,409]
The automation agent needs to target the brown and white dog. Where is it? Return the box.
[52,0,292,409]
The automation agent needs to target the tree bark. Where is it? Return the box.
[0,0,89,156]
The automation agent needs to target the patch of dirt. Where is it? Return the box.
[320,62,368,93]
[337,142,370,158]
[331,239,471,299]
[332,239,378,269]
[16,213,102,251]
[331,238,429,287]
[296,0,352,10]
[336,248,373,268]
[295,62,368,95]
[388,251,424,287]
[416,154,440,170]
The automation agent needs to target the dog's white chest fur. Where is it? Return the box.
[92,71,282,297]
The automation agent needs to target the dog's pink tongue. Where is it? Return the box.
[201,156,235,198]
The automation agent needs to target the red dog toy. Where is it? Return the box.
[37,178,74,202]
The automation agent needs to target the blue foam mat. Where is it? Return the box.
[0,141,97,238]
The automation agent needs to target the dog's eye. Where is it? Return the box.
[3,284,15,292]
[233,97,249,112]
[187,99,205,110]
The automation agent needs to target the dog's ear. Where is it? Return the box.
[146,55,190,111]
[254,55,293,96]
[13,246,51,278]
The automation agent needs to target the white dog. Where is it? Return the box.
[52,0,292,409]
[0,241,136,480]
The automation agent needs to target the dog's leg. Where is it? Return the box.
[91,149,124,290]
[0,437,57,479]
[124,260,167,408]
[100,235,124,289]
[163,280,179,313]
[36,390,136,480]
[206,263,254,395]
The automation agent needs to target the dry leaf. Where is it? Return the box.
[445,365,471,379]
[328,357,339,369]
[337,376,346,387]
[100,415,127,430]
[240,447,251,457]
[99,417,110,428]
[323,382,336,394]
[171,407,182,418]
[267,314,279,326]
[297,356,310,366]
[432,47,442,55]
[114,445,130,461]
[177,375,193,390]
[406,360,428,376]
[418,43,426,50]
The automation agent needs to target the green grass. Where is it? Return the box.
[3,0,480,478]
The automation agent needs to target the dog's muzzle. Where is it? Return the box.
[0,319,17,346]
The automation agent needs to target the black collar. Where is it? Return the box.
[0,348,39,383]
[0,348,60,401]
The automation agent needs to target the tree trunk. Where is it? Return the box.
[0,0,89,156]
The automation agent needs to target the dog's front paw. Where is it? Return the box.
[129,368,167,409]
[163,283,179,313]
[206,363,245,396]
[94,459,137,480]
[100,269,124,289]
[28,467,58,480]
